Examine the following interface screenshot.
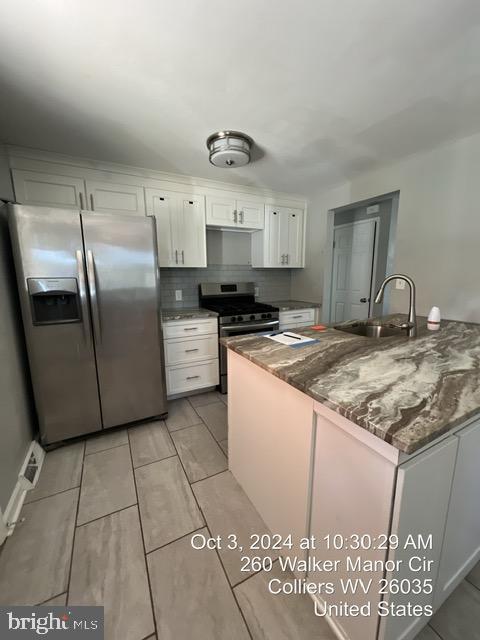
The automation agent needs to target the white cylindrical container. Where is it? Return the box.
[427,306,441,330]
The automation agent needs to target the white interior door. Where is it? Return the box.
[330,219,377,323]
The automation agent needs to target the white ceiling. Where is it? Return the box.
[1,0,480,194]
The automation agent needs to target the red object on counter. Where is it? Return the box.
[311,325,327,331]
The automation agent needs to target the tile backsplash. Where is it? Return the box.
[159,265,292,308]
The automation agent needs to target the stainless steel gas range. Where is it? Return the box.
[199,282,279,393]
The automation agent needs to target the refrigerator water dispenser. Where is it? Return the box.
[27,277,81,325]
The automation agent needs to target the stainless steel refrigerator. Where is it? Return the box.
[8,204,167,445]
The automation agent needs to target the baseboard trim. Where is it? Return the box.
[0,441,45,544]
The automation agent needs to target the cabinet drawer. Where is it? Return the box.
[166,359,219,395]
[280,321,313,331]
[163,318,217,339]
[279,309,315,325]
[164,335,218,366]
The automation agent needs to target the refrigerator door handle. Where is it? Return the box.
[75,249,91,344]
[86,249,102,344]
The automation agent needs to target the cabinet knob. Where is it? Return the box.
[360,297,369,303]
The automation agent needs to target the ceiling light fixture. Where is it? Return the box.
[206,131,253,168]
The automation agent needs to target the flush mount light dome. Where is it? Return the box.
[206,130,253,168]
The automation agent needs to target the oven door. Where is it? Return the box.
[218,319,279,393]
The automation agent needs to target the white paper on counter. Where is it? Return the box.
[266,332,317,346]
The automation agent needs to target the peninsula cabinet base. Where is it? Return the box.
[227,350,480,640]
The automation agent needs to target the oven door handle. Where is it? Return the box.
[221,320,279,333]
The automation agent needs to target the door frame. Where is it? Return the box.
[322,191,399,324]
[330,217,379,322]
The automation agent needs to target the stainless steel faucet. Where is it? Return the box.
[374,274,417,338]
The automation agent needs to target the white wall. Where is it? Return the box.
[0,147,14,201]
[206,229,252,266]
[292,132,480,322]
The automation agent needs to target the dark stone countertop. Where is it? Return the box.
[222,315,480,454]
[162,308,218,321]
[266,300,322,311]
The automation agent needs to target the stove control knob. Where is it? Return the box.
[261,313,267,319]
[237,316,243,322]
[266,313,272,318]
[250,315,255,321]
[231,316,237,322]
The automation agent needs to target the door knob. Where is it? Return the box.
[360,297,369,303]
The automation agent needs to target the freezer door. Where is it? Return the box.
[81,212,167,427]
[8,204,102,444]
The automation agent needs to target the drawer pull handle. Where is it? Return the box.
[185,348,199,353]
[184,327,198,331]
[292,315,303,318]
[186,375,200,380]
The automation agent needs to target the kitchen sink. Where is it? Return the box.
[334,322,405,338]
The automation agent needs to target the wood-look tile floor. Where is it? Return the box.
[0,390,479,640]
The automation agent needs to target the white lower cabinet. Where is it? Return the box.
[309,409,398,640]
[163,318,218,396]
[279,308,315,330]
[164,334,218,367]
[166,360,219,396]
[433,418,480,609]
[378,437,458,640]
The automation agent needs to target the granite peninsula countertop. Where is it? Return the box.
[162,308,218,321]
[222,315,480,454]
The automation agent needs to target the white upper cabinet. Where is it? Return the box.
[10,155,305,269]
[206,195,236,227]
[145,189,206,267]
[235,199,264,229]
[179,195,207,267]
[252,204,305,267]
[12,169,87,209]
[206,195,264,230]
[12,170,146,215]
[286,207,304,267]
[85,180,146,215]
